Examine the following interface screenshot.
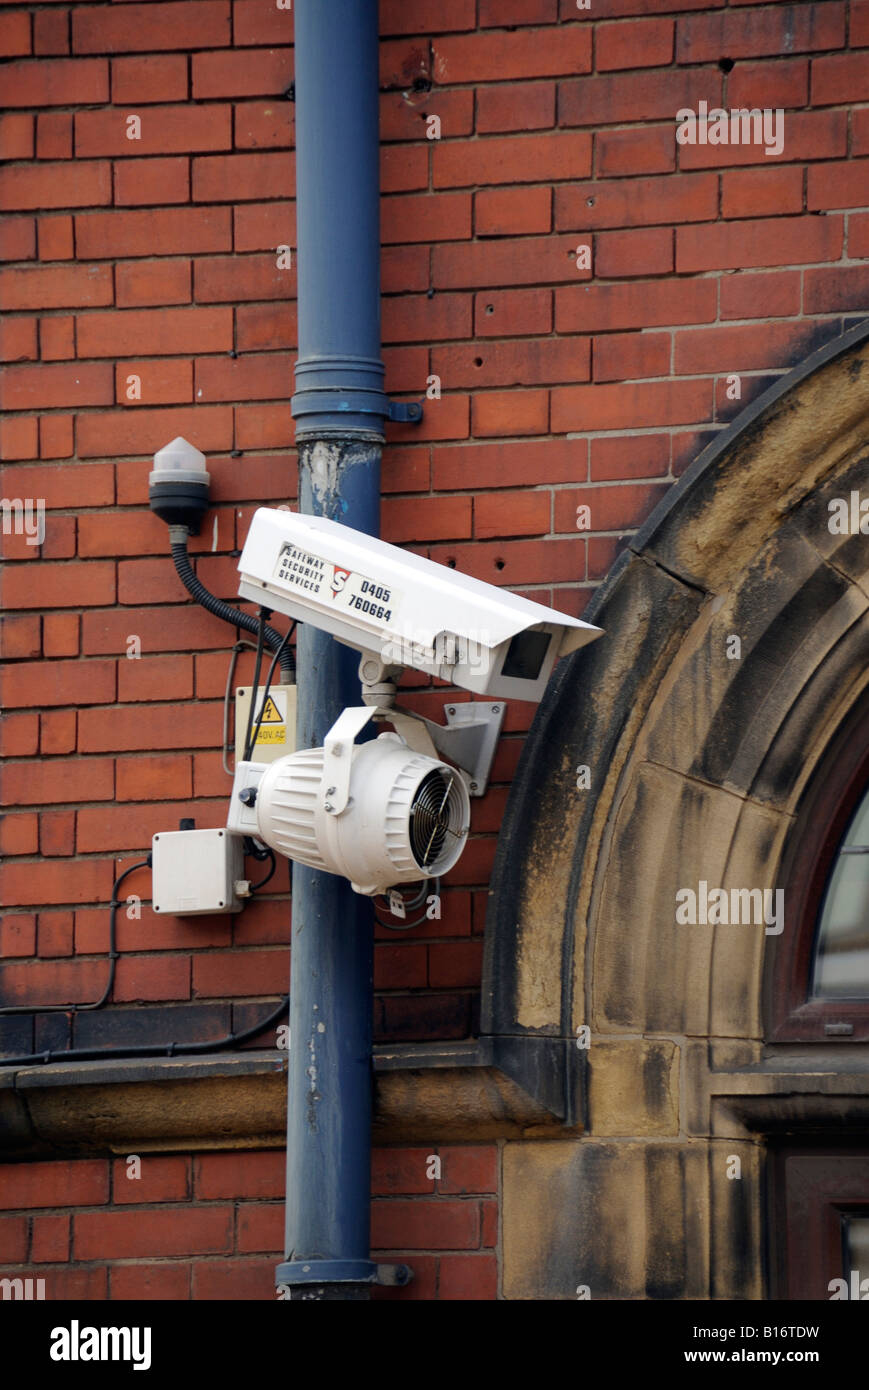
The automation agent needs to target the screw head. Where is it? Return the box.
[447,706,455,715]
[324,802,334,813]
[469,781,478,792]
[331,742,343,756]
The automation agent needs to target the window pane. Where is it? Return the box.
[846,1217,869,1278]
[812,787,869,997]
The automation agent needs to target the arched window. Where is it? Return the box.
[768,692,869,1040]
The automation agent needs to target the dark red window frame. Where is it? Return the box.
[767,693,869,1041]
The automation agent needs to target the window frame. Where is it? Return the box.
[767,693,869,1041]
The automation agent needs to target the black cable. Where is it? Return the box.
[248,849,277,893]
[0,995,289,1068]
[242,609,267,766]
[244,621,297,763]
[0,857,151,1016]
[171,537,293,679]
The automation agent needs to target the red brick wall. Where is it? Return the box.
[0,1145,499,1300]
[1,0,868,1298]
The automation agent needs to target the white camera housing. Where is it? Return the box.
[238,508,601,703]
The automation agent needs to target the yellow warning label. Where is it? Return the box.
[256,726,285,744]
[259,696,283,724]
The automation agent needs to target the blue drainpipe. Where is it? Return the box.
[276,0,419,1301]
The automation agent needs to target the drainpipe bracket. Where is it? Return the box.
[275,1259,413,1288]
[386,398,424,424]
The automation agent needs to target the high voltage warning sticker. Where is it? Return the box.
[256,693,285,743]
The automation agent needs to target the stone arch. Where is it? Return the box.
[486,319,869,1299]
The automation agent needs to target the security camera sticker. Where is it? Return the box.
[274,542,401,625]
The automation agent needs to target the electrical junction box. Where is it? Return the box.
[152,827,244,915]
[235,684,297,764]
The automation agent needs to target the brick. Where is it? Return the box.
[380,88,473,144]
[597,18,673,70]
[595,227,673,278]
[808,161,869,212]
[116,752,191,800]
[474,289,551,338]
[432,338,589,390]
[117,557,190,606]
[111,954,191,1001]
[77,702,226,753]
[0,113,33,160]
[434,237,585,291]
[192,1257,275,1301]
[36,112,72,160]
[678,110,847,171]
[0,161,110,212]
[434,131,590,189]
[560,68,720,127]
[1,560,115,613]
[382,0,476,33]
[554,482,673,535]
[674,321,834,375]
[39,415,74,459]
[1,657,114,709]
[720,270,801,321]
[472,389,548,437]
[76,206,231,259]
[1,713,39,758]
[382,496,471,543]
[804,265,869,315]
[40,317,75,361]
[112,155,189,207]
[443,439,581,492]
[371,1198,479,1250]
[379,37,432,91]
[0,1158,108,1211]
[439,1145,498,1195]
[0,812,39,855]
[111,54,188,104]
[40,812,75,857]
[192,49,293,100]
[236,1204,282,1253]
[110,1265,191,1301]
[195,1150,283,1200]
[80,505,232,557]
[192,150,294,203]
[727,58,809,110]
[38,215,74,261]
[40,1269,107,1301]
[110,1155,189,1204]
[0,317,38,363]
[32,1215,70,1264]
[722,166,804,219]
[556,278,716,334]
[34,9,70,56]
[193,950,285,998]
[193,254,293,303]
[476,81,555,134]
[0,218,36,263]
[384,191,471,244]
[476,492,549,540]
[677,5,845,63]
[3,59,108,108]
[40,709,76,756]
[382,244,429,294]
[551,381,711,434]
[0,914,37,957]
[475,187,551,237]
[439,1254,498,1300]
[74,1206,232,1260]
[0,264,112,311]
[0,11,31,55]
[383,292,471,344]
[234,101,294,150]
[38,908,73,953]
[233,0,296,45]
[0,363,113,411]
[850,214,869,260]
[42,612,79,657]
[77,105,230,158]
[78,307,232,360]
[73,2,230,54]
[593,331,671,384]
[596,126,675,178]
[429,940,484,986]
[371,1147,436,1196]
[0,462,112,510]
[556,172,717,232]
[854,112,869,159]
[0,612,41,659]
[115,358,193,405]
[194,353,293,403]
[855,0,869,46]
[233,201,295,253]
[235,403,295,449]
[434,26,590,83]
[677,216,842,273]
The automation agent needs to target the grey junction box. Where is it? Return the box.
[151,827,244,915]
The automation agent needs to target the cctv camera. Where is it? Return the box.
[238,508,602,703]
